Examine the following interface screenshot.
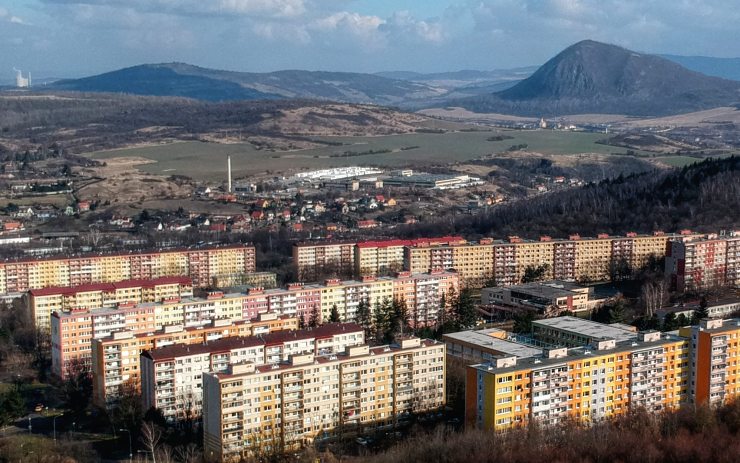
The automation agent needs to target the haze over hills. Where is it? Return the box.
[452,40,740,117]
[49,62,444,106]
[661,55,740,81]
[11,42,740,116]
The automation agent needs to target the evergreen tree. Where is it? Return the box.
[436,292,448,331]
[0,388,25,428]
[329,304,341,323]
[522,264,550,283]
[454,288,478,330]
[693,297,709,324]
[386,297,410,343]
[374,298,393,343]
[513,312,535,334]
[662,312,679,331]
[356,298,373,339]
[641,313,660,331]
[676,313,689,327]
[437,287,458,335]
[608,299,626,324]
[308,304,320,328]
[298,315,306,329]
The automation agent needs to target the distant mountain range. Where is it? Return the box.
[49,63,445,106]
[17,42,740,116]
[452,40,740,116]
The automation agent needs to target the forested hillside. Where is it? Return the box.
[401,156,739,239]
[356,403,740,463]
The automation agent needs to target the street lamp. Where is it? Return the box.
[52,415,62,443]
[119,429,133,463]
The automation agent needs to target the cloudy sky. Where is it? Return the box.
[1,0,739,78]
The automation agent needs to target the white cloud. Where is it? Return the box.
[382,11,445,44]
[0,6,29,25]
[41,0,306,18]
[312,11,385,42]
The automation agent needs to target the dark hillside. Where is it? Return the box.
[454,40,740,116]
[399,156,740,239]
[52,65,278,101]
[48,63,441,105]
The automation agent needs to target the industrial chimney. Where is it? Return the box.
[227,155,232,193]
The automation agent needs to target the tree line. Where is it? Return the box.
[394,156,740,240]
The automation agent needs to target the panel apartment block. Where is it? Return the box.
[355,237,465,277]
[29,276,193,334]
[666,232,740,292]
[292,241,356,282]
[91,313,298,406]
[140,323,365,422]
[202,337,445,460]
[0,244,255,295]
[466,331,690,431]
[680,318,740,406]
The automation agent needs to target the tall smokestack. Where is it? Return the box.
[227,155,232,193]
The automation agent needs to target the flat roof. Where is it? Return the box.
[209,338,443,377]
[694,318,740,334]
[471,332,688,375]
[532,316,637,343]
[505,281,588,300]
[443,329,542,358]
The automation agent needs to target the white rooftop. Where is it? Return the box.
[532,316,637,343]
[444,328,542,358]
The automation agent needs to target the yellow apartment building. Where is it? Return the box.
[202,336,445,460]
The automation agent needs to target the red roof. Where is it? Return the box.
[357,220,378,228]
[29,276,192,297]
[356,239,412,249]
[143,322,363,361]
[30,282,114,297]
[408,236,465,247]
[263,322,363,346]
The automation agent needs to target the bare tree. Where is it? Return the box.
[175,443,202,463]
[140,421,163,463]
[641,280,667,319]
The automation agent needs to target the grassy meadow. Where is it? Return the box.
[87,129,650,181]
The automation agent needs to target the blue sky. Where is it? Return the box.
[1,0,739,79]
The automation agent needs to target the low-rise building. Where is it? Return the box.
[531,316,638,347]
[481,281,607,316]
[443,328,542,367]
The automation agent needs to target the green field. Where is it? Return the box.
[87,130,644,181]
[657,155,706,167]
[657,152,737,167]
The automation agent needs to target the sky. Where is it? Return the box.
[1,0,739,79]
